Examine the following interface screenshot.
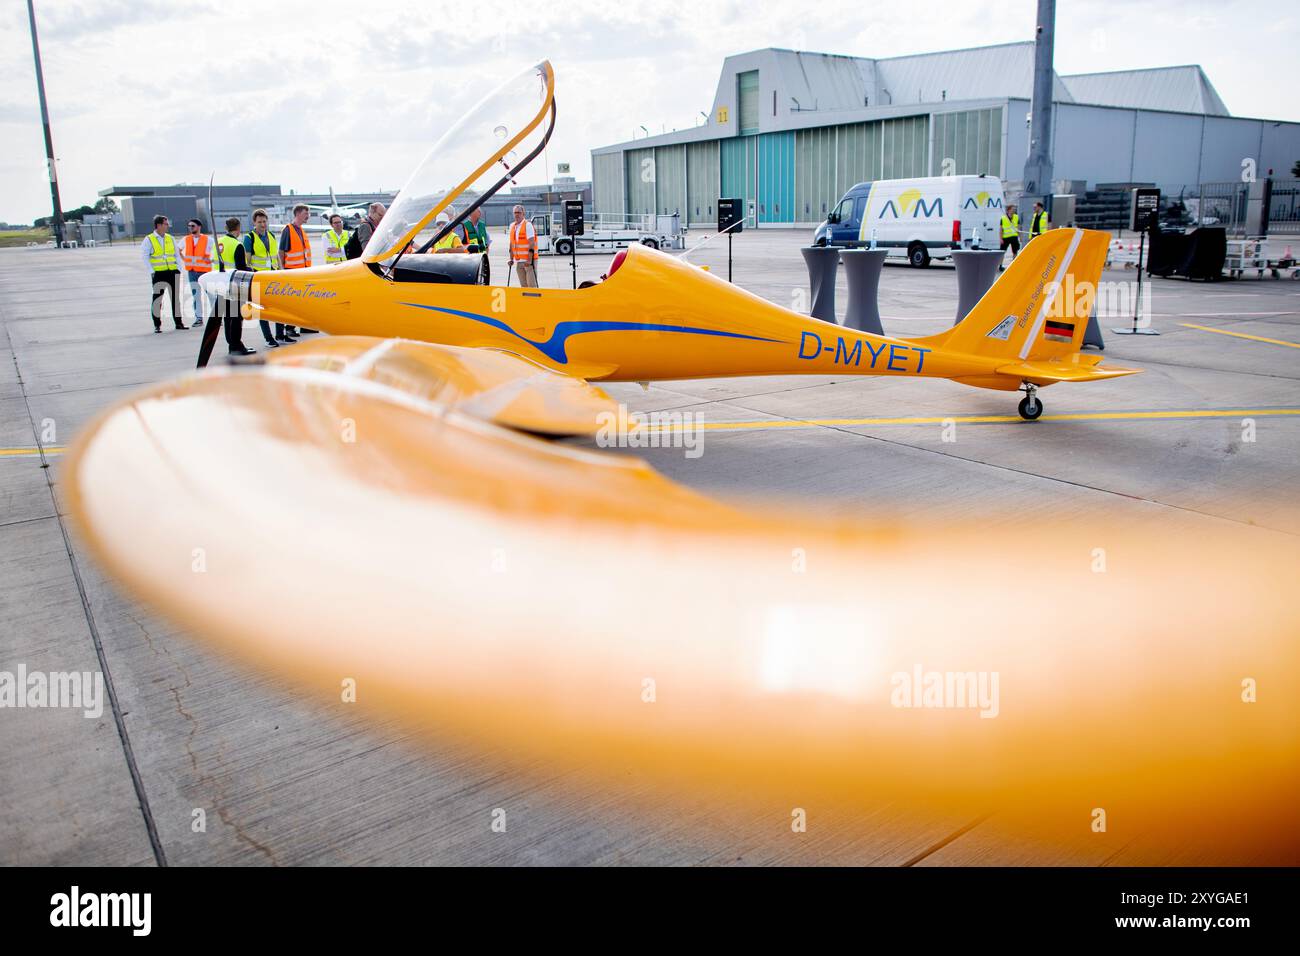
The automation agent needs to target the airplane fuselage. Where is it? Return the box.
[245,244,1001,386]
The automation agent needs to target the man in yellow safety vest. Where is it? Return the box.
[431,210,466,253]
[242,208,282,347]
[1028,201,1050,241]
[999,204,1021,261]
[324,214,350,265]
[214,217,256,356]
[139,215,187,333]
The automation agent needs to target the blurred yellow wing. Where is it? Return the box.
[63,359,1300,859]
[261,335,619,436]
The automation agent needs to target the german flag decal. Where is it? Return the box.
[1044,319,1075,343]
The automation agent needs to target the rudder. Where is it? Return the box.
[923,229,1109,363]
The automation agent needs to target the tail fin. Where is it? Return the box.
[924,228,1110,363]
[912,228,1139,388]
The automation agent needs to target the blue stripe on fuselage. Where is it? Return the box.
[399,302,781,364]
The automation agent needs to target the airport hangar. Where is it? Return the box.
[96,181,592,239]
[590,42,1300,230]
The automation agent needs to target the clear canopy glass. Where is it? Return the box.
[364,61,555,264]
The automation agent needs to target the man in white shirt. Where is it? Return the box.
[508,204,538,287]
[139,215,187,333]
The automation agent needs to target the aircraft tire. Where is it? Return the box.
[1018,395,1043,421]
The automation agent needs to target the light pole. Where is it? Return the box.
[26,0,64,247]
[1022,0,1056,210]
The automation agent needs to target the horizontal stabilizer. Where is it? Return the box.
[996,357,1142,384]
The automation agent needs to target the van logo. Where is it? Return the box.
[987,315,1016,340]
[879,188,942,219]
[963,191,1004,210]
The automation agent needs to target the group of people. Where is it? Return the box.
[393,203,540,288]
[140,201,544,355]
[997,200,1051,260]
[139,203,340,354]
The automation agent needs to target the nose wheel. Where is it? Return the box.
[1017,383,1043,421]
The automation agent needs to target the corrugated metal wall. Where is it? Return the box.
[594,99,1300,224]
[930,107,1003,176]
[835,122,883,199]
[757,132,795,223]
[624,147,655,218]
[795,127,836,223]
[720,135,757,226]
[592,151,624,219]
[881,115,928,179]
[654,144,687,216]
[686,140,720,226]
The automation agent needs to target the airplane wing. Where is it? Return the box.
[61,349,1300,858]
[260,335,620,436]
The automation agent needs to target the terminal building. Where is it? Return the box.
[99,176,590,237]
[589,42,1300,230]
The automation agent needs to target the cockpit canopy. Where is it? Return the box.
[364,61,555,265]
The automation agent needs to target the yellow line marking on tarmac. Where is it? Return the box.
[0,446,65,458]
[641,409,1300,433]
[1180,323,1300,348]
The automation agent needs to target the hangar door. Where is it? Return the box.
[756,131,794,224]
[686,140,719,228]
[720,135,757,228]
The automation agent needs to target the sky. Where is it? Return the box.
[2,0,1297,224]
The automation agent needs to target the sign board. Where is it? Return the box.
[563,199,584,237]
[717,197,744,234]
[1131,187,1161,231]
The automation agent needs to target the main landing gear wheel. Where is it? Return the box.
[1017,383,1043,421]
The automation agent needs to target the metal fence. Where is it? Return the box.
[1195,182,1248,234]
[1267,180,1300,235]
[1194,179,1299,236]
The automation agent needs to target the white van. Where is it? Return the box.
[812,175,1006,267]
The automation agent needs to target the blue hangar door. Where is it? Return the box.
[756,131,794,225]
[720,135,757,229]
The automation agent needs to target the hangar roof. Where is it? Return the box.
[759,42,1075,113]
[718,44,1229,120]
[1058,65,1229,116]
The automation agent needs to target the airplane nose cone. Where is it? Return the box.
[198,270,232,301]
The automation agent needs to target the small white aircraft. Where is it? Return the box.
[300,187,370,231]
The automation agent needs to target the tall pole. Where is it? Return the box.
[27,0,64,246]
[1022,0,1056,212]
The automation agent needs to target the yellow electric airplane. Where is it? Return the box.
[198,59,1138,422]
[63,63,1296,861]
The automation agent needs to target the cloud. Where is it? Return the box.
[1,0,1295,223]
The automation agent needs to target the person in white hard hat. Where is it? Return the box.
[429,210,466,254]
